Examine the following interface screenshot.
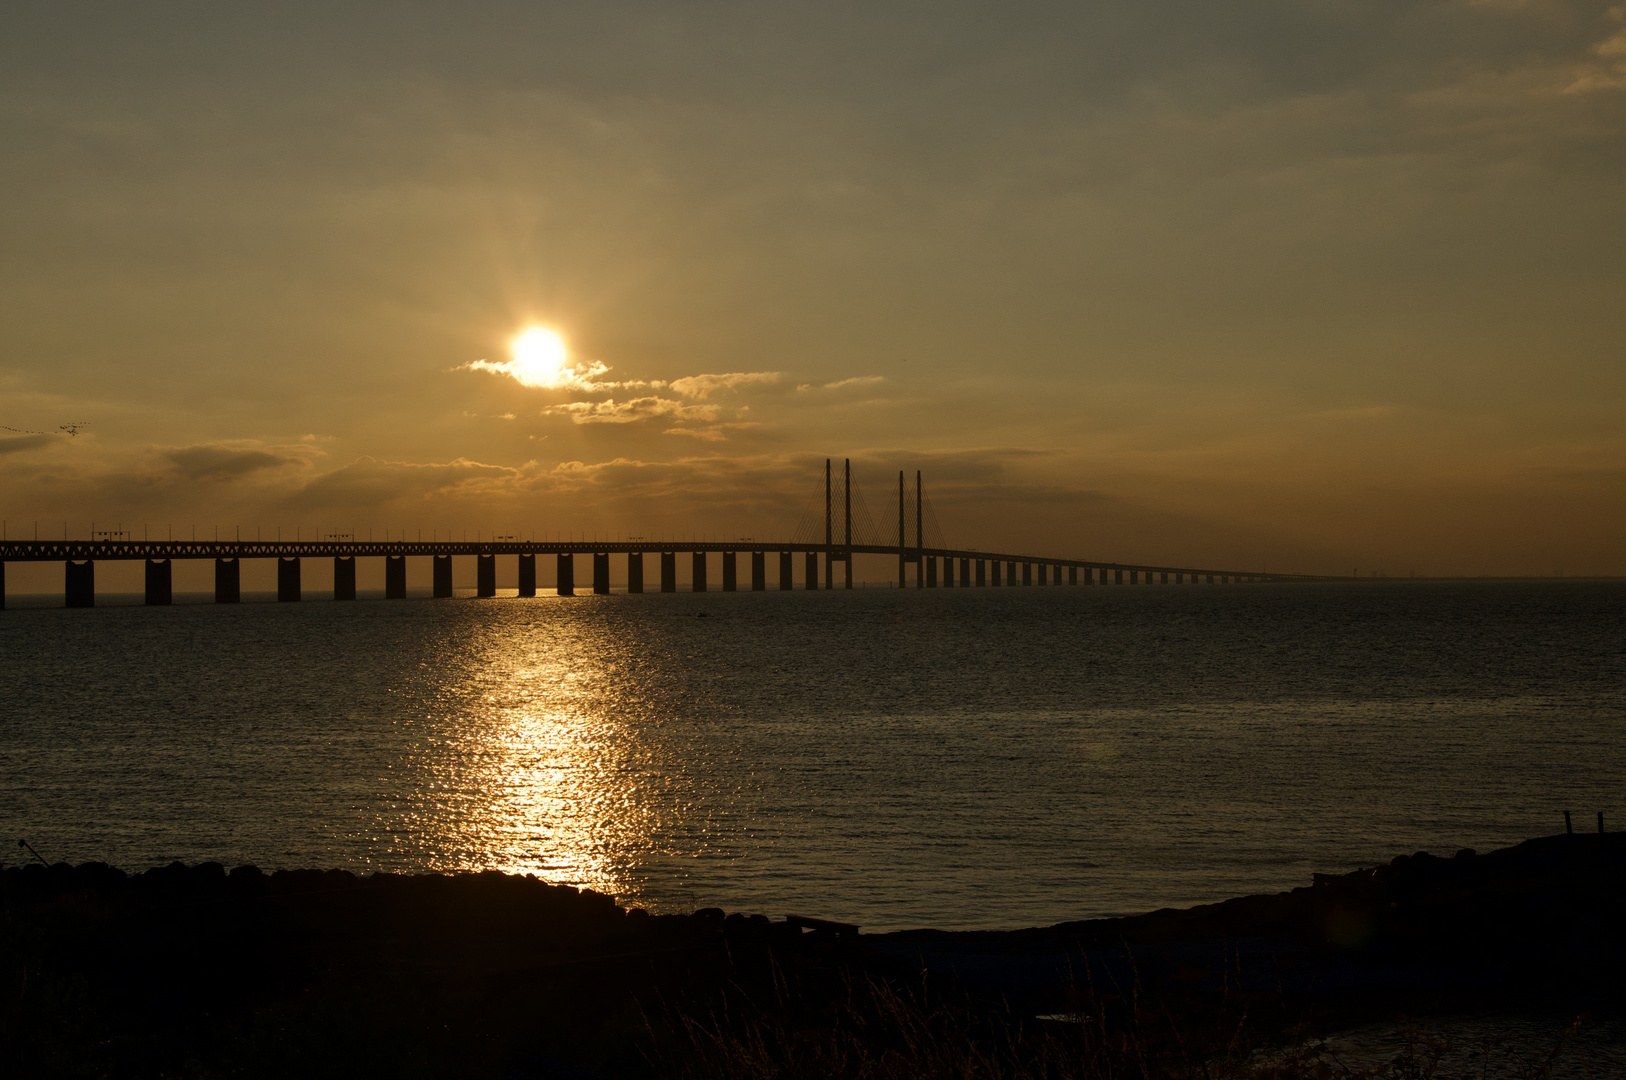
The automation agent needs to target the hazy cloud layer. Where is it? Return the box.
[0,434,55,456]
[165,442,313,481]
[283,457,519,511]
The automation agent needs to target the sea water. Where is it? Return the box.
[1,581,1621,931]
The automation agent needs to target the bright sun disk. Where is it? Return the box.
[510,327,569,387]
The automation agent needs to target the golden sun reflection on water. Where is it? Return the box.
[402,609,668,903]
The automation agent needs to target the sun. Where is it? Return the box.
[467,324,607,389]
[509,327,570,387]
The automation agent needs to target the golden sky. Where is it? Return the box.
[2,1,1624,576]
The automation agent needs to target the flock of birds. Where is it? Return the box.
[1,422,85,437]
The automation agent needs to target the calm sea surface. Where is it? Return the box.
[1,582,1622,931]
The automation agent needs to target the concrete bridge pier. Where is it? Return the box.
[1037,564,1047,586]
[751,551,766,591]
[145,559,172,605]
[519,554,537,597]
[779,551,793,590]
[477,554,497,597]
[990,560,1001,586]
[943,558,954,587]
[556,553,575,596]
[215,558,240,603]
[66,560,94,607]
[433,555,453,598]
[805,551,818,589]
[661,553,676,592]
[386,556,408,598]
[0,561,5,609]
[277,558,301,602]
[926,557,937,587]
[626,553,642,594]
[593,553,610,594]
[334,557,356,601]
[976,559,986,586]
[692,551,707,592]
[1022,562,1032,586]
[1069,566,1078,585]
[722,551,737,591]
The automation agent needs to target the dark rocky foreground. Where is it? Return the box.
[876,832,1626,1027]
[3,833,1622,1078]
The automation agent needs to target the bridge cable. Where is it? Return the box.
[923,490,948,550]
[845,471,886,547]
[788,469,830,546]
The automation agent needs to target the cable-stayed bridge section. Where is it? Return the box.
[0,459,1341,608]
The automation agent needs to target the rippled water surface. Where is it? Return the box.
[2,582,1622,930]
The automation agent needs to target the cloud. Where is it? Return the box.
[666,371,780,399]
[544,397,721,425]
[164,441,313,481]
[0,433,55,456]
[463,355,777,402]
[798,375,886,393]
[542,453,827,501]
[283,456,519,510]
[663,422,761,441]
[1566,13,1626,93]
[463,356,613,391]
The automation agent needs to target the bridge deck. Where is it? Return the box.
[0,539,1333,582]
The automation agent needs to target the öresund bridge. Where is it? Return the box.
[0,460,1342,608]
